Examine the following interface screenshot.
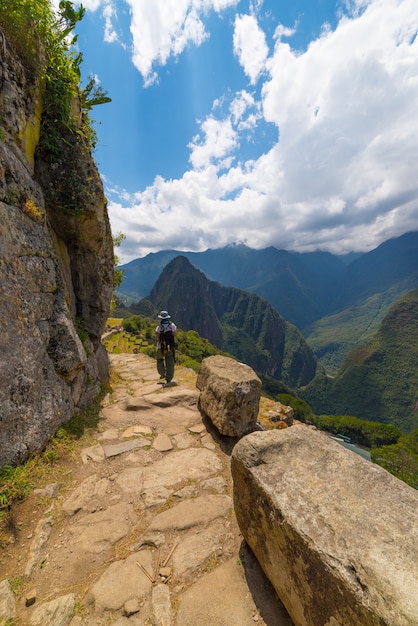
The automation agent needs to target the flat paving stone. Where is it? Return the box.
[148,495,233,531]
[5,353,293,626]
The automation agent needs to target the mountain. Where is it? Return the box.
[303,289,406,374]
[144,256,319,388]
[304,231,418,371]
[117,249,181,302]
[117,244,348,329]
[118,231,418,372]
[301,290,418,433]
[328,231,418,312]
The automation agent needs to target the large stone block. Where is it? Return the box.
[231,425,418,626]
[196,355,261,437]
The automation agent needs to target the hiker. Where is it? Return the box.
[155,310,177,385]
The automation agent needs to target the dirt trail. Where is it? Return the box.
[0,353,293,626]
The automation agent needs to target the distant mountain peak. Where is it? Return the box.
[118,231,418,372]
[145,254,319,388]
[226,241,249,248]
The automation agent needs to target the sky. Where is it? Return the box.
[70,0,418,263]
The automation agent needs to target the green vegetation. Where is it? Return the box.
[276,393,313,422]
[309,414,401,448]
[258,376,294,399]
[113,232,126,290]
[1,0,84,149]
[104,314,229,372]
[75,316,89,344]
[0,0,80,72]
[305,291,396,374]
[0,0,111,216]
[371,430,418,489]
[302,290,418,433]
[122,315,142,335]
[176,329,228,371]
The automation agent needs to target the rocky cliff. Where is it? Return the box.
[0,16,114,465]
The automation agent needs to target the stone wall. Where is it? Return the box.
[0,29,114,465]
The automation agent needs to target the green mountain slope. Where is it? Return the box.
[301,290,418,432]
[304,287,408,374]
[118,232,418,373]
[144,256,319,388]
[304,231,418,371]
[329,231,418,311]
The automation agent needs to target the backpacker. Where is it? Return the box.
[160,322,175,356]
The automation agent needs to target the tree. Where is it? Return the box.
[113,232,126,288]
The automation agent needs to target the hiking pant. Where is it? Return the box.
[156,349,175,382]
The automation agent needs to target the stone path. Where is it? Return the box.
[0,353,293,626]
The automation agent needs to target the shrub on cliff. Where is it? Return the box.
[311,414,401,448]
[371,429,418,489]
[122,316,142,335]
[1,0,111,216]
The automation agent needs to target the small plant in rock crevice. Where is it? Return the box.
[21,199,44,223]
[75,316,89,344]
[8,575,25,596]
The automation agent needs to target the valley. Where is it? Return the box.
[115,234,418,436]
[117,231,418,374]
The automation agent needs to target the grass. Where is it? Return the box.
[104,331,147,355]
[107,317,123,327]
[8,575,25,595]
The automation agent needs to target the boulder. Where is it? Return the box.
[231,425,418,626]
[267,402,294,425]
[196,356,261,437]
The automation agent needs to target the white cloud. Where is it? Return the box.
[274,24,297,40]
[79,0,239,84]
[77,0,102,11]
[124,0,239,85]
[107,0,418,262]
[229,90,255,124]
[258,0,418,250]
[189,116,238,169]
[233,13,269,84]
[103,2,118,43]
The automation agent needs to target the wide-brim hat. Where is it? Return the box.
[158,310,171,319]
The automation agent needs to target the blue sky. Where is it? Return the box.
[70,0,418,263]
